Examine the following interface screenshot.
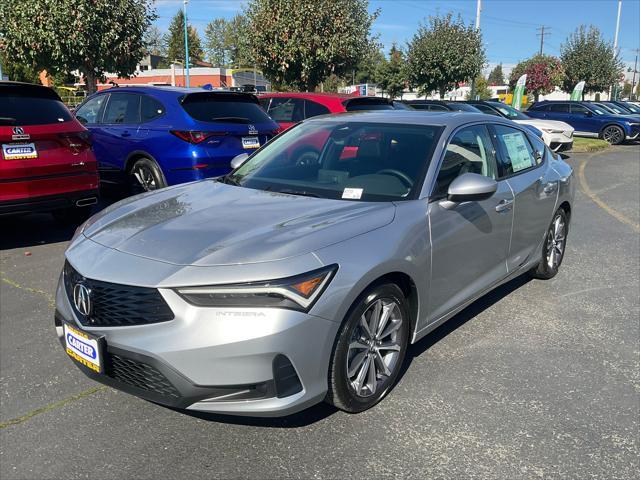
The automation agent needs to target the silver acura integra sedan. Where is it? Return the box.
[56,111,574,416]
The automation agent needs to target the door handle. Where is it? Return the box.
[495,198,513,213]
[120,131,131,137]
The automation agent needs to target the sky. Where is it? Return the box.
[153,0,640,75]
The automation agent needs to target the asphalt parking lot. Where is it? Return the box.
[1,145,638,479]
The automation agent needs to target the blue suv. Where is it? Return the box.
[526,101,640,145]
[74,87,279,191]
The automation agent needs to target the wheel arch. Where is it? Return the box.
[598,122,625,138]
[125,151,168,186]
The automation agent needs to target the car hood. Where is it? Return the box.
[515,119,574,131]
[81,180,395,266]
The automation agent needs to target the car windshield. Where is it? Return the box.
[448,103,482,112]
[227,121,443,201]
[600,103,628,114]
[621,102,640,113]
[589,105,608,115]
[487,102,530,120]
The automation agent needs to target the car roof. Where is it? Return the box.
[301,110,504,128]
[94,85,258,99]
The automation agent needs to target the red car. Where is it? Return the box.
[258,92,395,131]
[1,82,99,222]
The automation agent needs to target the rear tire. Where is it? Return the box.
[326,283,409,413]
[601,125,625,145]
[529,208,569,280]
[130,158,166,193]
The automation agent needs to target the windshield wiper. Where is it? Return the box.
[279,189,320,198]
[209,116,251,124]
[0,117,17,125]
[218,173,241,186]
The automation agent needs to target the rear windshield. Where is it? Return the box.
[0,91,73,126]
[181,92,273,124]
[344,98,395,112]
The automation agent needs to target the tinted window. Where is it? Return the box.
[75,95,106,125]
[570,103,589,114]
[433,125,497,197]
[267,97,305,123]
[408,104,430,110]
[258,97,270,110]
[487,102,529,120]
[181,93,273,124]
[304,100,331,118]
[345,99,394,111]
[0,91,73,126]
[548,103,569,112]
[493,125,537,176]
[471,103,501,116]
[140,95,165,122]
[621,102,640,113]
[527,132,546,165]
[229,121,442,201]
[447,103,482,112]
[427,104,448,111]
[102,93,140,124]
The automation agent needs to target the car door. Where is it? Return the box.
[98,92,142,174]
[427,124,514,324]
[491,124,558,271]
[568,103,599,134]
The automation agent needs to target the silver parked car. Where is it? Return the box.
[55,111,574,416]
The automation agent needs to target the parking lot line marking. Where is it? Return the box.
[578,155,640,233]
[0,273,55,307]
[0,386,106,430]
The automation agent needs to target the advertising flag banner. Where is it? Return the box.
[511,74,527,110]
[570,81,586,101]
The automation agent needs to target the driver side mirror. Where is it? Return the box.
[584,110,592,117]
[230,153,249,170]
[447,173,498,203]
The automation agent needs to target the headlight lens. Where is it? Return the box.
[176,264,338,311]
[542,128,564,133]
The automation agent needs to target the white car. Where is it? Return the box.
[468,101,574,152]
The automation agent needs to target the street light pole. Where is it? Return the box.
[470,0,481,100]
[183,0,190,88]
[610,0,622,99]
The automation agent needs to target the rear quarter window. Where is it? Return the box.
[0,90,73,126]
[181,93,273,124]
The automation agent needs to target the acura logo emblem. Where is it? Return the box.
[247,124,257,135]
[12,127,25,135]
[73,283,92,317]
[11,126,29,141]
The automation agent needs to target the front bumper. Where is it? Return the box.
[55,272,339,417]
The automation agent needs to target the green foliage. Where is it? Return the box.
[144,25,165,56]
[487,63,504,85]
[204,18,228,66]
[466,75,492,100]
[354,41,385,85]
[406,13,485,98]
[164,9,204,66]
[377,44,406,99]
[560,25,623,96]
[0,50,41,83]
[509,54,564,101]
[0,0,155,93]
[204,15,258,68]
[246,0,378,91]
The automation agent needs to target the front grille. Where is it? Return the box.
[106,353,180,398]
[64,261,174,327]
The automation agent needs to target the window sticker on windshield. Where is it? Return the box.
[342,188,363,199]
[502,133,532,172]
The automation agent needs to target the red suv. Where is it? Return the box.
[258,92,395,131]
[1,82,99,222]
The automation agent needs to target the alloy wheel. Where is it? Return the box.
[346,298,404,398]
[602,126,624,145]
[133,164,157,191]
[546,214,566,269]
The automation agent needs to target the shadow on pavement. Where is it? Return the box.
[180,274,532,428]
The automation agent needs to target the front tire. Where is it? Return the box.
[530,208,569,279]
[326,283,410,413]
[601,125,625,145]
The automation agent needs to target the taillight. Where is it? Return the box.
[170,130,225,144]
[59,131,92,152]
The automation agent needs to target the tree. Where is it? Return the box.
[164,10,204,66]
[354,41,385,85]
[405,14,485,98]
[487,63,505,85]
[204,18,228,66]
[509,54,564,101]
[466,75,492,100]
[377,44,406,99]
[246,0,378,91]
[0,50,41,83]
[561,25,623,98]
[144,25,165,56]
[621,81,632,99]
[0,0,155,93]
[226,15,255,67]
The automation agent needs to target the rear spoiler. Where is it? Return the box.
[0,81,62,101]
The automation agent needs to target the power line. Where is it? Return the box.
[536,26,551,55]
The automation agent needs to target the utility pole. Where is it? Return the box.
[536,26,551,55]
[610,0,622,99]
[470,0,481,100]
[631,49,639,101]
[183,0,190,88]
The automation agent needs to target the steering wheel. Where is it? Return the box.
[376,169,413,188]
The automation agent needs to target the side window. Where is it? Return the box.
[433,125,497,197]
[473,104,501,116]
[527,132,546,165]
[493,125,537,177]
[428,104,448,112]
[304,100,330,119]
[549,103,570,113]
[102,93,140,124]
[268,97,305,123]
[258,97,270,111]
[140,95,165,122]
[75,95,106,125]
[570,103,588,114]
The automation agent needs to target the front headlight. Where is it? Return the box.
[176,264,338,311]
[542,128,564,134]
